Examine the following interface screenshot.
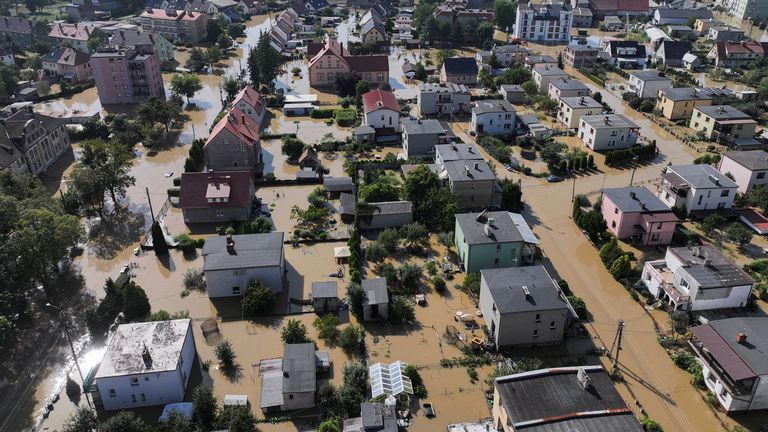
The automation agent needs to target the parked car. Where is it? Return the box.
[546,175,564,183]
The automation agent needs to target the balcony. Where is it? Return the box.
[660,281,689,306]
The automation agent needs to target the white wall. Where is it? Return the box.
[690,284,752,310]
[683,186,736,212]
[471,110,516,135]
[578,122,635,151]
[206,265,284,297]
[364,108,400,132]
[559,105,601,129]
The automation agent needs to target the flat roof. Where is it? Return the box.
[560,96,602,109]
[660,87,713,101]
[311,281,338,298]
[456,211,538,245]
[695,105,755,121]
[95,319,191,379]
[364,200,413,215]
[532,65,568,76]
[202,232,284,271]
[670,245,753,289]
[580,114,639,129]
[435,143,484,162]
[473,99,515,115]
[549,78,590,91]
[362,277,388,305]
[480,266,568,314]
[630,70,671,81]
[443,159,497,182]
[603,186,671,213]
[667,164,738,190]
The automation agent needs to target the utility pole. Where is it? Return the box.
[570,176,577,202]
[146,187,155,224]
[629,155,639,186]
[610,320,625,372]
[47,304,93,409]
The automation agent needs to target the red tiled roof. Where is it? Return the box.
[178,170,253,209]
[139,8,206,21]
[362,89,399,114]
[691,324,757,382]
[205,107,260,149]
[718,41,768,58]
[231,86,266,119]
[346,54,388,73]
[308,37,348,69]
[48,22,98,41]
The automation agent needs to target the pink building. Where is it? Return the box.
[601,186,679,245]
[718,150,768,194]
[90,45,165,105]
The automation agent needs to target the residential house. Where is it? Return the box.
[603,40,647,67]
[716,0,768,20]
[563,45,599,71]
[470,99,516,136]
[707,41,768,67]
[137,8,209,44]
[454,211,539,273]
[0,17,50,50]
[683,52,701,71]
[207,0,241,22]
[260,343,328,413]
[479,266,574,349]
[604,15,624,31]
[298,147,318,169]
[238,0,267,16]
[358,201,413,231]
[707,25,744,42]
[524,54,558,70]
[41,47,92,83]
[531,65,569,92]
[653,8,713,25]
[109,30,174,63]
[311,281,340,313]
[361,15,387,45]
[440,57,478,85]
[178,170,254,224]
[90,45,165,105]
[48,22,103,52]
[401,118,451,158]
[547,77,590,101]
[201,232,285,296]
[492,45,530,67]
[204,108,263,176]
[689,105,759,148]
[693,18,724,34]
[513,2,574,42]
[492,366,644,432]
[587,0,649,18]
[517,114,552,138]
[719,150,768,193]
[440,159,501,209]
[690,317,768,412]
[602,186,679,245]
[323,176,354,196]
[417,82,471,116]
[642,245,753,310]
[627,70,672,99]
[362,89,401,137]
[557,95,603,129]
[0,107,70,176]
[572,6,593,27]
[308,37,389,87]
[656,87,713,120]
[667,25,693,38]
[343,402,398,432]
[658,164,738,212]
[435,143,484,167]
[655,40,693,67]
[362,277,389,320]
[499,84,524,103]
[91,319,196,411]
[230,86,266,125]
[578,114,640,151]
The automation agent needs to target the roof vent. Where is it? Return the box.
[483,222,491,237]
[577,367,591,390]
[736,332,747,344]
[718,106,725,113]
[708,174,720,186]
[522,285,531,297]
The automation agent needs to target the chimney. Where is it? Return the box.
[141,342,153,368]
[483,222,491,237]
[474,162,479,170]
[604,116,610,125]
[736,332,747,344]
[464,165,470,176]
[207,168,214,181]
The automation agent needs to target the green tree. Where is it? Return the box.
[598,236,623,266]
[500,179,523,212]
[216,405,256,432]
[62,406,98,432]
[170,73,203,104]
[640,418,664,432]
[186,47,207,71]
[400,222,429,251]
[206,47,223,69]
[365,241,387,263]
[87,33,107,52]
[192,385,219,431]
[223,76,243,102]
[78,139,136,206]
[347,282,364,316]
[151,221,169,255]
[248,34,280,88]
[337,324,365,355]
[389,295,416,323]
[451,20,464,43]
[521,80,538,96]
[355,80,370,107]
[281,136,305,161]
[314,313,340,342]
[0,63,18,101]
[281,318,312,344]
[217,33,233,50]
[377,228,400,254]
[609,255,632,280]
[26,53,42,70]
[724,222,753,247]
[96,411,147,432]
[241,216,272,234]
[567,295,587,319]
[138,97,178,132]
[215,339,237,369]
[461,273,481,297]
[206,19,223,43]
[476,22,494,48]
[414,62,428,81]
[242,281,276,315]
[358,182,401,203]
[701,213,726,234]
[493,0,516,29]
[318,418,341,432]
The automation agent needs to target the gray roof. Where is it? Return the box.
[602,186,671,213]
[526,55,557,64]
[723,150,768,171]
[517,114,541,125]
[260,370,284,408]
[361,402,398,432]
[202,233,284,271]
[365,200,413,215]
[95,320,191,378]
[494,44,530,54]
[667,25,692,31]
[362,277,388,305]
[418,82,471,95]
[435,143,484,162]
[324,176,354,191]
[660,87,712,101]
[282,343,316,393]
[518,2,572,14]
[340,192,357,215]
[480,266,568,314]
[443,159,497,182]
[355,125,375,135]
[698,317,768,376]
[630,70,671,81]
[312,281,338,299]
[548,78,590,91]
[695,105,754,121]
[580,114,639,129]
[670,245,753,289]
[361,15,386,37]
[500,84,524,93]
[532,65,568,76]
[442,57,478,75]
[401,118,445,135]
[559,96,602,109]
[655,7,712,19]
[667,164,738,189]
[495,366,642,431]
[472,99,515,115]
[456,211,537,245]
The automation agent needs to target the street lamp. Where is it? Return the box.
[46,303,93,408]
[629,155,640,186]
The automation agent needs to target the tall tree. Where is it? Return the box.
[493,0,517,29]
[500,179,523,212]
[476,22,494,49]
[192,385,219,431]
[170,73,203,104]
[248,34,280,89]
[79,139,136,207]
[223,76,243,101]
[96,411,147,432]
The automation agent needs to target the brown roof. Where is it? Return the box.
[139,8,206,21]
[42,46,90,66]
[230,86,266,119]
[691,323,756,381]
[205,107,260,149]
[48,22,99,41]
[346,54,388,73]
[178,170,253,209]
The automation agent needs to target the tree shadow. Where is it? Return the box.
[87,210,146,260]
[220,363,244,384]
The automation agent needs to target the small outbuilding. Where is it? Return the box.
[311,281,340,313]
[323,176,354,196]
[362,277,389,321]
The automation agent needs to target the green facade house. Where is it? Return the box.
[454,211,539,273]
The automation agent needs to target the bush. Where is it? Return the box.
[641,417,664,432]
[347,282,364,315]
[377,228,400,254]
[215,339,236,369]
[311,108,336,119]
[314,314,340,342]
[65,376,81,401]
[195,238,205,248]
[671,351,697,370]
[461,273,481,298]
[609,255,632,280]
[432,276,446,292]
[389,296,415,323]
[365,241,387,263]
[567,295,587,319]
[334,109,357,127]
[403,364,427,398]
[338,324,365,355]
[183,268,206,292]
[281,319,312,344]
[242,281,276,315]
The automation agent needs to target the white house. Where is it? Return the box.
[641,245,753,311]
[513,2,573,42]
[627,70,672,99]
[531,65,569,92]
[547,78,590,101]
[417,82,471,116]
[718,150,768,193]
[658,164,737,213]
[201,232,285,297]
[478,266,574,349]
[558,96,603,129]
[470,99,516,136]
[577,114,640,151]
[362,88,401,132]
[92,319,196,411]
[690,317,768,412]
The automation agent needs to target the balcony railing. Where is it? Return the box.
[661,281,689,304]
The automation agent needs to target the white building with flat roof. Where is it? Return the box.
[577,114,640,151]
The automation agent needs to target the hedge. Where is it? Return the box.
[167,187,180,197]
[310,109,336,119]
[334,109,357,127]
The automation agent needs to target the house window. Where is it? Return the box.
[533,329,539,338]
[130,377,139,386]
[141,393,146,402]
[492,303,496,312]
[144,377,149,381]
[496,244,501,251]
[216,210,224,217]
[614,208,619,214]
[550,321,556,329]
[288,394,294,399]
[131,394,137,403]
[109,389,117,398]
[758,172,766,179]
[494,258,499,265]
[720,190,729,197]
[720,387,729,399]
[611,221,616,228]
[535,313,541,322]
[651,233,660,241]
[232,286,241,295]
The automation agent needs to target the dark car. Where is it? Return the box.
[546,175,564,183]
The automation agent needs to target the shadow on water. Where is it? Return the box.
[87,210,146,260]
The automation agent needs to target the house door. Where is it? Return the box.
[371,304,379,318]
[478,124,484,133]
